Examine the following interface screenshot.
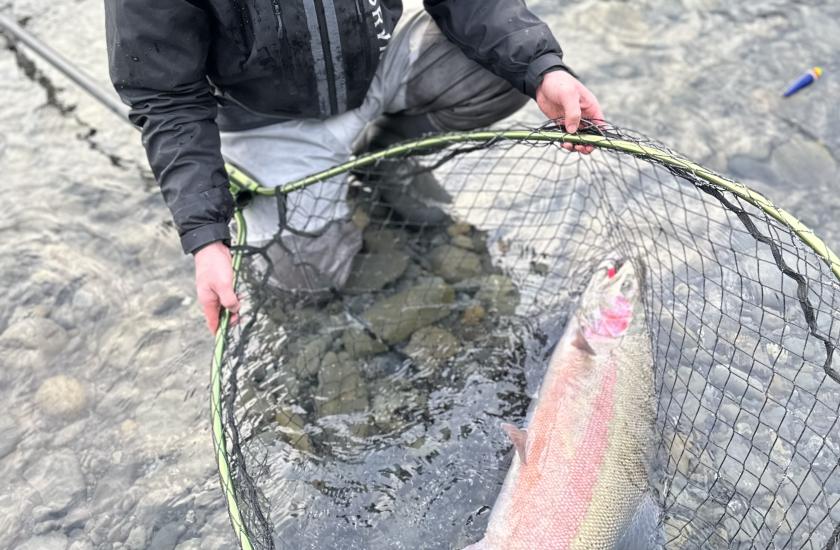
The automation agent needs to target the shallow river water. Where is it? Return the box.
[0,0,837,548]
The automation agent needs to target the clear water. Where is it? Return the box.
[0,0,837,548]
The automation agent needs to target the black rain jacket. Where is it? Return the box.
[105,0,572,253]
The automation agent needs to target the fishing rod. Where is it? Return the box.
[0,12,130,122]
[0,12,266,196]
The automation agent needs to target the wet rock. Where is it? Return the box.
[0,416,21,459]
[345,251,410,293]
[363,228,402,252]
[446,222,472,237]
[362,278,455,344]
[0,317,69,370]
[23,449,85,514]
[371,390,427,430]
[530,261,549,276]
[405,326,460,371]
[275,406,314,453]
[452,277,484,293]
[289,335,332,378]
[770,437,793,467]
[134,389,198,456]
[68,539,95,550]
[351,208,370,230]
[450,234,481,252]
[361,351,407,379]
[0,317,68,356]
[475,275,519,315]
[316,352,368,416]
[461,304,486,326]
[149,294,187,317]
[174,540,202,550]
[342,328,387,359]
[53,419,89,447]
[35,375,87,419]
[18,533,69,550]
[50,279,110,329]
[428,245,483,283]
[771,136,836,187]
[148,522,185,550]
[119,419,139,439]
[239,384,276,426]
[125,525,149,550]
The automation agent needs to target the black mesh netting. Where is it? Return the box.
[212,125,840,550]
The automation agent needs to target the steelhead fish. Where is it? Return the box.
[468,260,657,550]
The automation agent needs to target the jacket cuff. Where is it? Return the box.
[525,53,577,98]
[181,222,231,255]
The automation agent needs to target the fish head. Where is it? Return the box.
[578,259,641,348]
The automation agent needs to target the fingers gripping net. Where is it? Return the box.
[212,125,840,549]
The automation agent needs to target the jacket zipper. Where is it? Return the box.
[232,0,255,51]
[312,0,339,115]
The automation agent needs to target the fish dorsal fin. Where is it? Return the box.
[501,423,529,465]
[573,327,597,356]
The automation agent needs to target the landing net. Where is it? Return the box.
[211,124,840,550]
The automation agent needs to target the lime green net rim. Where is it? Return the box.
[210,129,840,550]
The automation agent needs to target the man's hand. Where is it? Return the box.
[194,241,240,334]
[536,70,605,154]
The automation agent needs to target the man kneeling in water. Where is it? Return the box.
[106,0,603,333]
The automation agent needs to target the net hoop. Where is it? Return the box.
[211,126,840,550]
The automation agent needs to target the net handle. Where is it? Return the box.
[210,208,255,550]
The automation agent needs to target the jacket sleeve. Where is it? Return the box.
[423,0,575,98]
[105,0,233,254]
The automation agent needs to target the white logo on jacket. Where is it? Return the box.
[367,0,392,54]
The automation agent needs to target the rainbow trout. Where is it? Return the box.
[468,260,657,549]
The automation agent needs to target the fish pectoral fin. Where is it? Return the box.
[501,423,529,465]
[572,328,597,356]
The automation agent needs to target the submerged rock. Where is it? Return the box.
[363,228,403,252]
[342,328,387,359]
[446,222,472,237]
[405,326,460,371]
[461,304,487,326]
[530,260,550,276]
[344,251,410,293]
[275,406,314,453]
[0,317,68,356]
[771,136,836,188]
[447,221,484,251]
[428,245,483,283]
[0,317,69,370]
[23,449,85,514]
[35,375,87,419]
[475,274,519,315]
[362,278,455,344]
[0,416,21,459]
[450,234,479,251]
[371,390,428,431]
[18,534,69,550]
[289,335,332,378]
[316,352,369,416]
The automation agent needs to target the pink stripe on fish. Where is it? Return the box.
[554,362,618,548]
[501,353,619,548]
